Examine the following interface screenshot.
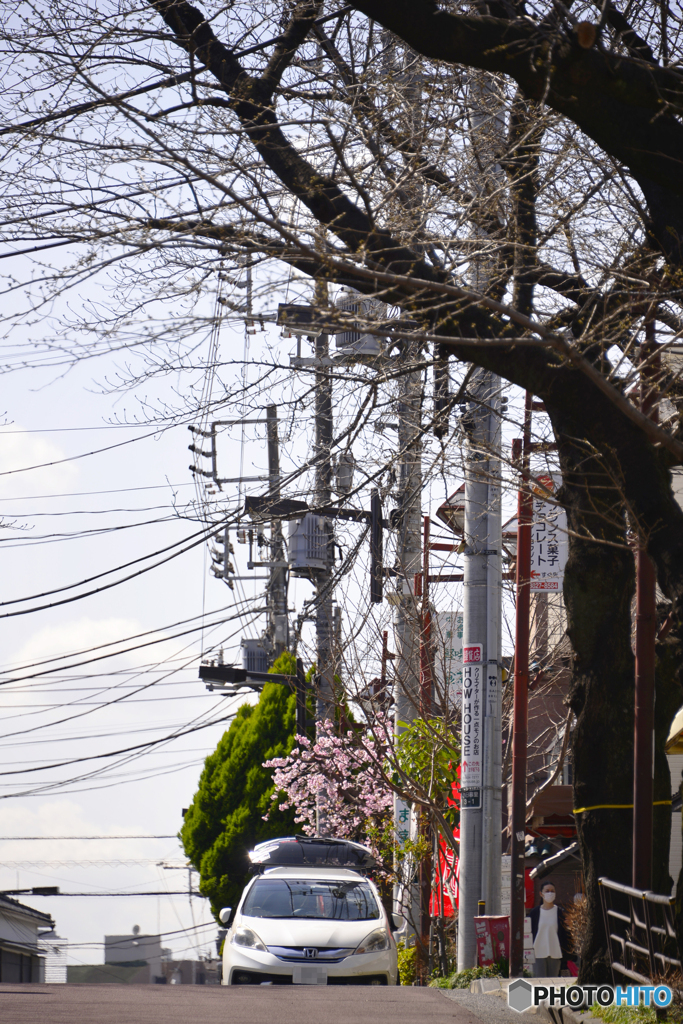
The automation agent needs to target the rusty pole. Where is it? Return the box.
[510,391,533,976]
[633,319,658,891]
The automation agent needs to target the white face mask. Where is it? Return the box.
[542,891,556,903]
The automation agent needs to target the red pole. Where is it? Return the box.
[633,319,658,890]
[418,518,433,981]
[510,391,533,976]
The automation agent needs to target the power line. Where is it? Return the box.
[0,483,193,502]
[0,429,165,478]
[0,835,178,840]
[1,891,205,897]
[0,712,235,777]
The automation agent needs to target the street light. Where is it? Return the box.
[199,661,311,736]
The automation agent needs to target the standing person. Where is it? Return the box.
[528,881,568,978]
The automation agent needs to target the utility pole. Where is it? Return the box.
[509,391,533,977]
[393,336,423,951]
[265,405,288,662]
[457,369,502,970]
[394,342,423,729]
[313,325,335,725]
[458,59,505,970]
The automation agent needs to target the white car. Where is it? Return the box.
[221,865,399,986]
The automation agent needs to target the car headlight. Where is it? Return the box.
[231,927,267,952]
[353,928,390,954]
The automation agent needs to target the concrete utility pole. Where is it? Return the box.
[509,392,533,977]
[393,337,423,947]
[457,62,505,971]
[265,405,288,662]
[394,340,423,732]
[457,369,502,970]
[313,327,335,725]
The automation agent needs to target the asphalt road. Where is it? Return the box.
[0,984,495,1024]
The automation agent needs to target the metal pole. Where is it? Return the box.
[509,391,533,977]
[633,318,658,890]
[457,368,502,969]
[265,405,288,662]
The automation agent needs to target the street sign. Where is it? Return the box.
[530,473,567,592]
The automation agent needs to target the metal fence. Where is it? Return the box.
[599,876,681,985]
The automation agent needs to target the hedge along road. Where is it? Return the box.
[0,983,497,1024]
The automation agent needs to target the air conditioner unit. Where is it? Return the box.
[241,638,268,675]
[288,514,328,573]
[334,288,386,356]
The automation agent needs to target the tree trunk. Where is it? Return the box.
[561,468,635,984]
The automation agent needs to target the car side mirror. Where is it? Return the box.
[390,913,404,932]
[219,907,233,926]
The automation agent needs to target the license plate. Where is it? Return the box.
[292,965,327,985]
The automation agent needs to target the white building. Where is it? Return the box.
[38,930,68,983]
[0,894,54,983]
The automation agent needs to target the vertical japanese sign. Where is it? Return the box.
[393,794,419,915]
[530,473,568,592]
[486,665,498,719]
[394,796,412,849]
[461,643,483,804]
[435,612,463,709]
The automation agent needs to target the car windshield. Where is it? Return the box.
[241,878,380,921]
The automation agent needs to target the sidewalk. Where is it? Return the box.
[439,977,593,1024]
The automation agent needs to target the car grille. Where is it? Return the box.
[267,946,355,963]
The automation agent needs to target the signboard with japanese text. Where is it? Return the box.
[485,666,499,719]
[393,795,418,917]
[461,641,483,799]
[530,473,567,592]
[463,643,483,664]
[434,612,463,709]
[394,796,412,849]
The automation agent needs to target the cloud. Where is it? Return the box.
[8,617,147,675]
[0,426,78,501]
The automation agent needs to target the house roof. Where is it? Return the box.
[0,893,54,925]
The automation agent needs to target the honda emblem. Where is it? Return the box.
[303,948,318,959]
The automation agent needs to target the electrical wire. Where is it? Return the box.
[0,429,167,478]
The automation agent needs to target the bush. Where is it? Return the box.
[590,1007,658,1024]
[397,940,417,986]
[431,964,504,989]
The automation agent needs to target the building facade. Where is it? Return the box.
[0,895,54,982]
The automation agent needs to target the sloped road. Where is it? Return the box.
[0,983,494,1024]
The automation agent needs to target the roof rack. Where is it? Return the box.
[248,835,378,872]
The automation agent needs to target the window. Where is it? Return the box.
[242,879,380,921]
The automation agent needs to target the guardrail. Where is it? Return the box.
[599,877,681,985]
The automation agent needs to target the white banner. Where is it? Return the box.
[461,654,483,792]
[530,473,567,592]
[434,612,463,709]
